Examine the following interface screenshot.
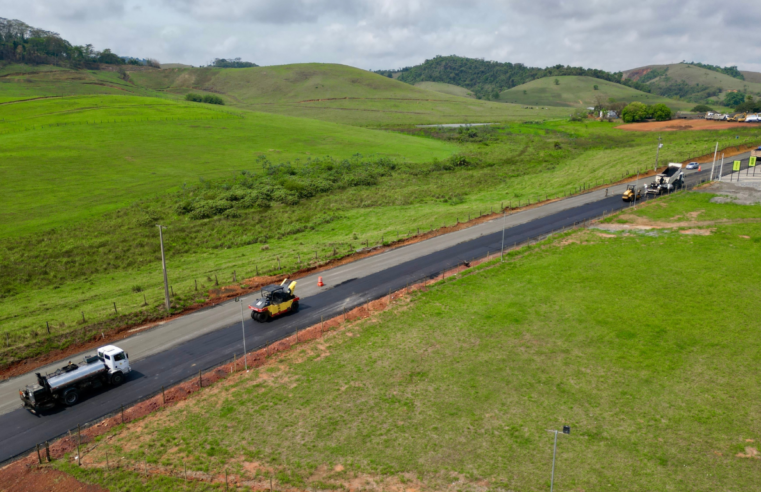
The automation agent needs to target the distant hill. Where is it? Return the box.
[1,62,569,126]
[623,63,761,103]
[500,76,691,109]
[394,55,649,100]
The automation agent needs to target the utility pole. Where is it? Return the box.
[235,297,248,371]
[719,153,725,181]
[500,211,507,261]
[654,136,663,171]
[547,426,571,492]
[157,225,170,311]
[710,142,718,180]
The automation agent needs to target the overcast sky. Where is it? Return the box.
[3,0,761,72]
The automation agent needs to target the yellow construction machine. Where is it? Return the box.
[622,184,642,202]
[248,279,299,322]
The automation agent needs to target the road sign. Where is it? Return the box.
[750,156,757,167]
[733,160,741,171]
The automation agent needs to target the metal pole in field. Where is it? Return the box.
[500,211,507,262]
[710,142,718,180]
[654,136,662,171]
[547,426,570,492]
[549,430,558,492]
[235,297,248,371]
[157,225,171,311]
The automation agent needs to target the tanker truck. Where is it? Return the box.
[19,345,131,413]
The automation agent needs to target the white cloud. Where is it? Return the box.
[1,0,760,72]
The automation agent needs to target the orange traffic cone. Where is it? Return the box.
[317,276,324,287]
[698,165,702,171]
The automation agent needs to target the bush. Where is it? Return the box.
[202,95,224,105]
[724,92,746,107]
[691,104,714,113]
[649,103,673,121]
[621,102,649,123]
[185,93,225,105]
[734,101,761,113]
[569,109,587,122]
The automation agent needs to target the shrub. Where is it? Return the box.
[621,102,649,123]
[649,103,673,121]
[185,93,225,105]
[691,104,714,113]
[202,95,224,105]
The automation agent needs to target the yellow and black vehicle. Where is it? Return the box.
[622,184,642,202]
[248,279,299,322]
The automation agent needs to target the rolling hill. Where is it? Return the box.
[128,63,569,125]
[499,75,691,109]
[413,81,475,98]
[624,63,761,102]
[0,63,569,126]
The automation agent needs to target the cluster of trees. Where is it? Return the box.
[0,18,153,69]
[725,93,761,113]
[393,55,650,100]
[209,58,257,68]
[684,61,744,80]
[185,93,225,105]
[621,102,672,123]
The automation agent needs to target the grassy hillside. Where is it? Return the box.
[625,63,761,101]
[0,95,458,236]
[58,190,761,491]
[740,70,761,84]
[413,81,474,98]
[500,75,690,109]
[128,63,570,126]
[0,63,570,126]
[0,64,169,102]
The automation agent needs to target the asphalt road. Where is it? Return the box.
[0,156,745,464]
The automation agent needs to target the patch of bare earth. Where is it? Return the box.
[0,460,106,492]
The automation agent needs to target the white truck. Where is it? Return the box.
[19,345,131,413]
[745,114,760,123]
[645,163,685,195]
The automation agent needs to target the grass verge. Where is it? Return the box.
[55,190,761,491]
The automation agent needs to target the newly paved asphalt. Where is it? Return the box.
[0,156,747,463]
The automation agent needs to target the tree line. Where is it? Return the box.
[0,18,156,69]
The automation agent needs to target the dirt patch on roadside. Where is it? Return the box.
[0,460,106,492]
[620,120,761,131]
[695,181,761,205]
[679,228,714,235]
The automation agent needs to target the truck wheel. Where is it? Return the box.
[63,388,79,406]
[250,310,257,320]
[259,311,270,322]
[291,301,299,313]
[110,371,125,386]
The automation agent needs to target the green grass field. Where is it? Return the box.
[3,101,760,367]
[0,95,457,236]
[58,190,761,491]
[500,75,692,109]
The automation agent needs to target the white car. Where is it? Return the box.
[685,162,699,170]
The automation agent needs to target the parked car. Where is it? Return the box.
[685,162,699,170]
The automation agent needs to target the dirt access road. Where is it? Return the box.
[620,119,761,131]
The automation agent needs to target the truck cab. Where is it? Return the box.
[97,345,131,375]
